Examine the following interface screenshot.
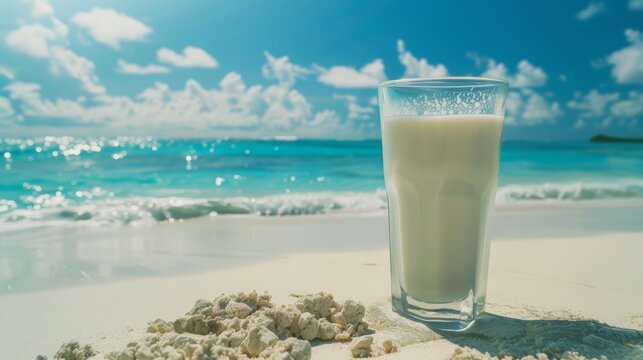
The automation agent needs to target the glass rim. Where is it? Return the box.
[378,76,509,89]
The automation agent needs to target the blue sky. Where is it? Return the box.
[0,0,642,140]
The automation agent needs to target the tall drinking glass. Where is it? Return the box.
[378,77,508,331]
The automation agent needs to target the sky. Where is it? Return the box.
[0,0,642,140]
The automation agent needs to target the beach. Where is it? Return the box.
[2,0,643,357]
[1,201,642,359]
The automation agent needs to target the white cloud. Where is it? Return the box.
[333,94,374,120]
[590,58,607,69]
[521,90,562,124]
[5,81,90,121]
[4,2,105,96]
[309,110,341,129]
[566,89,643,130]
[49,46,105,94]
[0,96,15,119]
[3,2,368,138]
[5,79,255,126]
[28,0,68,36]
[626,27,643,43]
[505,89,562,126]
[218,72,248,93]
[471,53,547,87]
[316,59,386,88]
[567,89,619,117]
[369,96,379,106]
[4,1,106,95]
[628,0,643,11]
[4,82,42,99]
[262,51,308,87]
[261,83,311,129]
[135,76,262,127]
[512,61,548,87]
[504,91,521,119]
[31,0,54,17]
[116,60,170,75]
[5,23,59,58]
[559,74,568,82]
[598,117,612,128]
[71,8,151,49]
[0,66,15,80]
[610,91,643,117]
[576,2,605,20]
[606,29,643,84]
[482,63,509,81]
[397,40,447,78]
[3,61,364,137]
[574,119,586,129]
[50,17,68,38]
[157,47,218,68]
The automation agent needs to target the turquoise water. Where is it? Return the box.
[1,137,642,229]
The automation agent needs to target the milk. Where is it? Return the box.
[381,114,503,304]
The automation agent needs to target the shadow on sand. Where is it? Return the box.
[436,313,643,359]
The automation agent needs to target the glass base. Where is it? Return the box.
[392,289,480,332]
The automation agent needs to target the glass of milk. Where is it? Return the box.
[378,77,508,331]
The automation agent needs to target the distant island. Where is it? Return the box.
[590,134,643,143]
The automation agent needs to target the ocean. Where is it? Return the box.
[1,137,642,231]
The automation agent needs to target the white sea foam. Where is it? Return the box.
[0,190,389,231]
[1,180,642,231]
[496,179,643,202]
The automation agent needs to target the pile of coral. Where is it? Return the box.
[39,291,395,360]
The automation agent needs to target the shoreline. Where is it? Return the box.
[2,197,643,236]
[2,200,643,295]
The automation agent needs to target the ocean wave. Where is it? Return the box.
[0,191,389,230]
[1,180,642,231]
[496,180,643,202]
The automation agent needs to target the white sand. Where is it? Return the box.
[0,204,642,359]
